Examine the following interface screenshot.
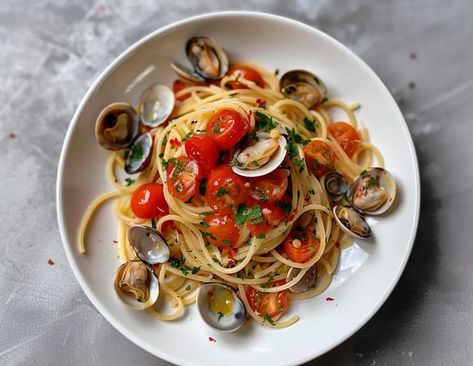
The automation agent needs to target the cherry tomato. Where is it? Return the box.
[185,134,220,175]
[225,65,265,90]
[166,156,202,202]
[282,227,319,263]
[248,169,289,203]
[205,166,248,212]
[206,108,249,149]
[130,183,169,219]
[246,280,288,318]
[328,122,360,158]
[202,212,240,249]
[247,201,289,236]
[303,140,338,179]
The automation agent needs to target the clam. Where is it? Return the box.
[286,265,317,294]
[95,102,139,150]
[139,84,175,128]
[170,62,206,83]
[186,36,229,80]
[279,70,328,109]
[333,205,371,239]
[232,130,287,177]
[348,168,396,215]
[124,133,153,174]
[197,283,246,332]
[128,225,171,265]
[322,172,348,202]
[113,260,159,310]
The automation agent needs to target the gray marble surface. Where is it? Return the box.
[1,0,472,365]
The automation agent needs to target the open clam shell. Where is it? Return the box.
[113,260,159,310]
[286,265,317,294]
[197,283,246,332]
[322,172,348,202]
[139,84,175,128]
[279,70,328,109]
[124,133,153,174]
[186,36,229,80]
[348,167,396,215]
[333,205,372,239]
[128,225,170,265]
[95,102,139,150]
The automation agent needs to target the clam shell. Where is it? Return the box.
[139,84,175,128]
[333,205,372,239]
[128,225,170,265]
[286,265,317,293]
[124,133,153,174]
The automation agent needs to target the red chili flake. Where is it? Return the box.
[409,52,417,60]
[48,259,55,265]
[227,258,236,268]
[169,138,180,148]
[9,133,16,139]
[325,297,335,302]
[113,240,118,244]
[256,98,266,107]
[208,336,216,342]
[144,126,152,133]
[335,242,340,249]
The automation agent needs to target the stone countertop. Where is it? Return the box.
[1,1,472,365]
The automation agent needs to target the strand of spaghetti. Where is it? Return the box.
[78,190,127,254]
[322,99,358,127]
[237,284,299,328]
[253,262,282,279]
[288,272,332,300]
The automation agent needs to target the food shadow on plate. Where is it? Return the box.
[308,141,440,365]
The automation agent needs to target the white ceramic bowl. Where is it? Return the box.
[57,11,420,366]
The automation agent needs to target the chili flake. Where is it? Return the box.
[325,297,335,302]
[48,259,55,265]
[113,240,118,244]
[9,133,16,139]
[169,138,180,148]
[208,336,217,343]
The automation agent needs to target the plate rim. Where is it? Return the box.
[56,10,420,366]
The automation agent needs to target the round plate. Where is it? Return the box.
[57,11,420,366]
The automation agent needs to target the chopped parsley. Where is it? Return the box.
[151,218,157,229]
[191,266,201,274]
[235,204,263,225]
[217,312,224,322]
[162,133,169,146]
[275,200,292,215]
[294,158,305,173]
[236,272,246,280]
[200,221,210,229]
[199,177,208,196]
[129,144,144,160]
[274,68,280,76]
[212,257,222,266]
[169,256,199,276]
[255,111,278,131]
[256,233,266,239]
[169,256,185,269]
[263,313,275,325]
[360,170,370,178]
[229,92,239,97]
[182,132,193,142]
[215,186,230,197]
[303,117,317,132]
[224,82,233,90]
[223,238,232,245]
[212,121,221,133]
[200,230,217,241]
[125,178,135,186]
[364,176,380,188]
[254,187,269,202]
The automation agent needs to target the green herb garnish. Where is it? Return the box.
[215,186,230,197]
[235,204,263,225]
[263,313,276,325]
[182,132,193,142]
[256,233,266,239]
[255,111,278,131]
[125,178,135,186]
[304,117,317,132]
[217,312,224,322]
[199,177,208,196]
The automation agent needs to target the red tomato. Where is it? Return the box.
[225,65,265,90]
[303,140,338,179]
[247,201,288,236]
[246,280,288,318]
[205,166,248,212]
[172,79,190,102]
[328,122,360,158]
[166,156,202,202]
[130,183,169,219]
[202,212,240,249]
[206,109,249,149]
[184,134,220,175]
[282,227,319,263]
[248,169,289,203]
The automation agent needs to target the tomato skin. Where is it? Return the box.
[303,140,338,179]
[282,228,319,263]
[172,79,189,102]
[328,122,360,158]
[206,109,249,149]
[246,280,288,318]
[225,66,265,90]
[247,201,288,235]
[248,169,289,203]
[130,183,169,219]
[202,212,240,249]
[205,165,248,212]
[166,156,202,202]
[184,134,220,175]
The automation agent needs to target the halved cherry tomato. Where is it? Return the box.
[205,166,248,212]
[166,156,202,202]
[248,169,289,203]
[206,108,249,149]
[282,227,319,263]
[202,212,240,249]
[225,65,265,90]
[303,140,337,179]
[130,183,169,219]
[172,79,190,102]
[185,134,220,175]
[328,122,360,158]
[247,200,289,236]
[246,280,288,318]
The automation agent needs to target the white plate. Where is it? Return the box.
[57,11,420,366]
